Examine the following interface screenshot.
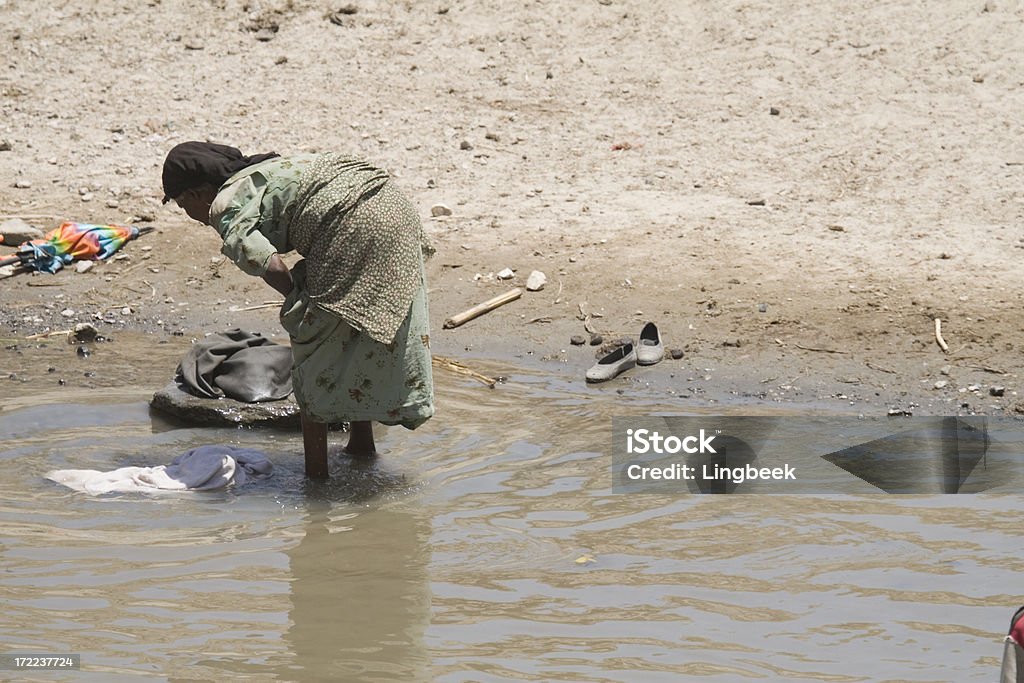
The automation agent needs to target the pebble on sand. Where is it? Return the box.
[430,203,453,217]
[526,270,547,291]
[496,268,515,280]
[570,335,586,346]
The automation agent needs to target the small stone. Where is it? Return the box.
[496,268,515,280]
[14,180,31,189]
[485,131,500,142]
[75,261,94,274]
[570,335,586,346]
[990,386,1006,397]
[973,74,985,83]
[525,270,547,291]
[934,380,948,389]
[669,348,684,360]
[61,308,75,317]
[105,199,119,209]
[940,365,952,376]
[769,106,780,115]
[184,40,204,50]
[589,333,603,346]
[758,303,768,313]
[746,198,765,206]
[888,408,913,417]
[275,55,288,65]
[967,384,980,392]
[254,28,276,42]
[80,192,94,202]
[76,345,90,358]
[459,140,473,150]
[121,306,132,315]
[430,203,453,217]
[0,139,12,152]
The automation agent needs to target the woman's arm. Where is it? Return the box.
[262,254,294,296]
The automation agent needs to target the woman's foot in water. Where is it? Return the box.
[342,421,377,457]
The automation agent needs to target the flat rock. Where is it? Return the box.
[497,267,515,280]
[150,381,302,428]
[525,270,547,291]
[430,203,453,217]
[0,218,43,245]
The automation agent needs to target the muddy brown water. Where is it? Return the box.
[0,333,1019,681]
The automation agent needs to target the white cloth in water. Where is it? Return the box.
[46,445,273,494]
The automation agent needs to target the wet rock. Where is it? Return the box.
[990,386,1006,397]
[570,335,586,346]
[496,267,515,280]
[76,345,90,358]
[589,333,603,346]
[669,348,684,360]
[0,218,43,245]
[430,203,453,217]
[526,270,547,291]
[150,381,302,428]
[72,322,99,343]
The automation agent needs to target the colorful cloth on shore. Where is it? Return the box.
[18,222,138,273]
[279,259,434,428]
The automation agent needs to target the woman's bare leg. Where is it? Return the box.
[300,412,329,479]
[344,421,376,457]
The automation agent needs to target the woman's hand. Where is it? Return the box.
[262,254,294,297]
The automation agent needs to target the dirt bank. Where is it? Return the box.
[1,0,1021,416]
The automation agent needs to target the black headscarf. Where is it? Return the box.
[161,141,279,203]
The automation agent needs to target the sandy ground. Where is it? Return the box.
[1,0,1022,416]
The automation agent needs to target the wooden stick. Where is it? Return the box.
[229,302,284,312]
[26,330,71,340]
[794,343,848,354]
[934,318,949,353]
[443,288,522,329]
[432,355,498,388]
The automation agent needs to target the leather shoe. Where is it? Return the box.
[636,322,664,366]
[586,343,636,383]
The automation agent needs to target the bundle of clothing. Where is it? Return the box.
[176,328,293,402]
[45,444,273,494]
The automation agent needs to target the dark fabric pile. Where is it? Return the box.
[176,329,293,402]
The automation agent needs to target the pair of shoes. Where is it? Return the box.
[637,322,664,366]
[585,343,636,383]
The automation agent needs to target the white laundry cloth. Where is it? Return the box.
[46,445,273,494]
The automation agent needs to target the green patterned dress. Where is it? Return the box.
[208,154,434,429]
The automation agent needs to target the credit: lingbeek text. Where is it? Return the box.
[625,462,796,484]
